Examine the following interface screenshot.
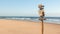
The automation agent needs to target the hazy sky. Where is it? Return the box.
[0,0,60,17]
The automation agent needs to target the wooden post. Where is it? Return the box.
[42,19,44,34]
[38,4,44,34]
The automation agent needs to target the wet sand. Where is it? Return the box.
[0,19,60,34]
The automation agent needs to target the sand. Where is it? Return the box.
[0,19,60,34]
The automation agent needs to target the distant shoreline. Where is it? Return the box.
[0,19,60,25]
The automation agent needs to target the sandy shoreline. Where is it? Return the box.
[0,19,60,34]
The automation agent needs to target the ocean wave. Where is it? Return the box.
[0,17,60,24]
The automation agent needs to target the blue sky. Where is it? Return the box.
[0,0,60,17]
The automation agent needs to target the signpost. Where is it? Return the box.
[38,4,45,34]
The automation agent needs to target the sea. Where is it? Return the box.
[0,16,60,24]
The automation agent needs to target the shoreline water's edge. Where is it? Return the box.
[0,19,60,25]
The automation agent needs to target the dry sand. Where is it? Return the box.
[0,19,60,34]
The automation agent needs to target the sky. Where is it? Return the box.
[0,0,60,17]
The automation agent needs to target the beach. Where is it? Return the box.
[0,19,60,34]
